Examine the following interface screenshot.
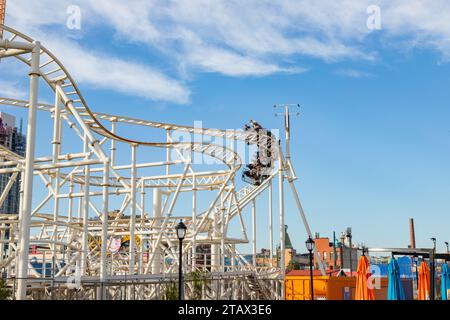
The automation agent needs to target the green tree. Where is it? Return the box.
[286,260,301,272]
[163,282,178,300]
[0,279,11,300]
[186,270,206,300]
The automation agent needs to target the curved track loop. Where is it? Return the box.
[0,25,277,175]
[0,26,286,299]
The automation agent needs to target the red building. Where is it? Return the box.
[313,235,359,272]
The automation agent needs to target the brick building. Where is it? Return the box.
[313,233,359,272]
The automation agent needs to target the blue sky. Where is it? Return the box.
[1,1,450,253]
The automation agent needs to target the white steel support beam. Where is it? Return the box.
[252,199,256,267]
[51,85,62,264]
[110,120,116,166]
[191,174,197,271]
[151,188,162,275]
[139,183,146,274]
[268,181,274,267]
[80,135,90,275]
[16,41,41,300]
[278,152,285,301]
[99,160,110,299]
[129,144,137,274]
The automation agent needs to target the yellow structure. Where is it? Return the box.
[285,275,389,300]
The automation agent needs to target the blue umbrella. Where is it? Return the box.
[387,258,405,300]
[442,263,449,300]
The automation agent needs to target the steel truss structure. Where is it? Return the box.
[0,25,325,300]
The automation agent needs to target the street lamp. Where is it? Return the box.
[430,237,437,301]
[176,219,187,300]
[445,242,449,253]
[430,238,436,251]
[305,236,315,301]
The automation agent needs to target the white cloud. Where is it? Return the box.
[334,68,372,78]
[6,0,190,104]
[184,44,306,77]
[5,0,450,102]
[42,36,190,104]
[0,81,27,98]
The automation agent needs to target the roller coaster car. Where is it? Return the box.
[242,160,271,186]
[242,169,262,186]
[242,120,274,185]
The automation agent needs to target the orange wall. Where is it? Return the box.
[285,276,389,300]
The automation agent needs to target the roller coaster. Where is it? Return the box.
[0,25,325,300]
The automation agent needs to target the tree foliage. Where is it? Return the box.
[0,279,11,300]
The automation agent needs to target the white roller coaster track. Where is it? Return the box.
[0,25,325,300]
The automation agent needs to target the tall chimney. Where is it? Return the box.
[409,218,416,249]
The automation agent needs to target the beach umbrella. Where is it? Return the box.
[387,258,405,300]
[418,261,430,300]
[355,255,374,300]
[441,263,449,301]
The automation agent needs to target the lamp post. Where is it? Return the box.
[176,220,187,300]
[430,237,436,251]
[430,237,436,301]
[305,236,315,301]
[445,242,449,253]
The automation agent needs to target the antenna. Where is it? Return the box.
[274,104,301,180]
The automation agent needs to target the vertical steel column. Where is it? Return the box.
[16,41,41,300]
[0,226,3,265]
[166,130,171,176]
[99,160,110,299]
[221,200,226,274]
[192,174,197,271]
[139,183,145,274]
[129,144,137,275]
[80,135,90,275]
[278,150,285,300]
[67,179,74,221]
[252,199,256,267]
[152,188,162,274]
[51,84,62,164]
[211,210,219,273]
[268,181,273,267]
[231,244,236,272]
[52,84,62,263]
[110,119,116,167]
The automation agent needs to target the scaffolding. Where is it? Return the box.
[0,25,325,300]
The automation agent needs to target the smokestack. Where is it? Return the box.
[409,218,416,249]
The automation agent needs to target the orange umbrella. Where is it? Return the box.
[418,261,430,300]
[355,255,375,300]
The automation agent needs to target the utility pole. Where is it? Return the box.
[273,104,326,276]
[274,104,300,180]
